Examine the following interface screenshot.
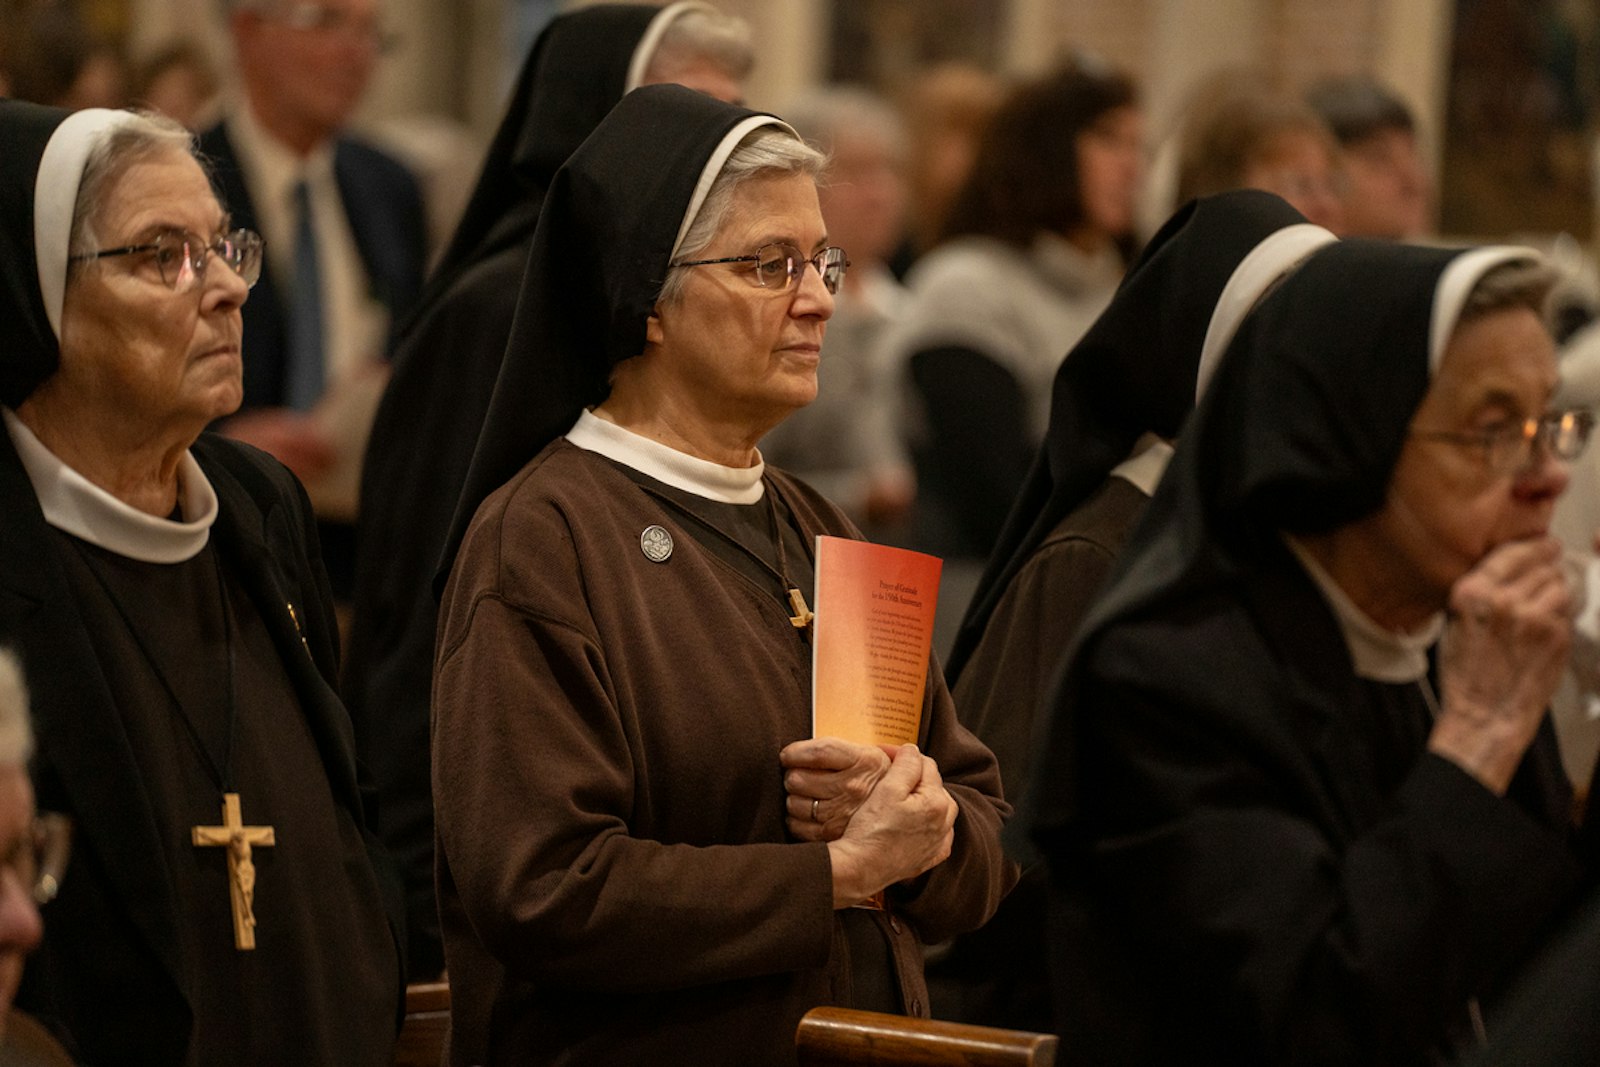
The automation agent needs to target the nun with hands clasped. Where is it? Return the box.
[431,84,1012,1066]
[1023,237,1600,1065]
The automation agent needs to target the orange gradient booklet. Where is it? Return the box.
[811,536,943,745]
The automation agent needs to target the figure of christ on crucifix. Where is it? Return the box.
[192,793,276,950]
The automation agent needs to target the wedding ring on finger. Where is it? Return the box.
[811,798,820,822]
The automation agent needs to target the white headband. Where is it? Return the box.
[1194,223,1338,403]
[1429,245,1545,375]
[34,107,140,341]
[670,114,798,260]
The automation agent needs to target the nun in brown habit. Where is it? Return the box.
[345,0,751,982]
[432,85,1014,1065]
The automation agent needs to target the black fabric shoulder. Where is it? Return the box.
[0,99,72,407]
[946,191,1316,681]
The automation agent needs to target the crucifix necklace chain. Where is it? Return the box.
[642,479,813,634]
[70,540,275,950]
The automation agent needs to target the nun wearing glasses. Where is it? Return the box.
[432,85,1012,1066]
[1026,238,1600,1065]
[0,101,400,1065]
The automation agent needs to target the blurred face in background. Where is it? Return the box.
[816,124,907,277]
[1336,127,1431,239]
[1075,104,1145,243]
[234,0,385,153]
[1243,127,1343,232]
[643,56,744,106]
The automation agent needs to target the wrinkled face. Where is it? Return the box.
[0,767,42,1039]
[53,151,248,440]
[1244,129,1343,231]
[237,0,382,144]
[1337,128,1431,239]
[1075,105,1144,240]
[646,173,834,432]
[1375,305,1565,604]
[817,127,907,267]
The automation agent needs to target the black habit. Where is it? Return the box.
[934,191,1334,1032]
[0,99,402,1065]
[1024,239,1590,1065]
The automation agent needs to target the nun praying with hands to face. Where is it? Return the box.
[431,84,1013,1066]
[1024,238,1600,1066]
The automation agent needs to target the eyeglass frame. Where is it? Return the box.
[671,243,851,295]
[1411,408,1596,473]
[68,228,264,293]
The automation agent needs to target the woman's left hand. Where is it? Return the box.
[780,737,892,842]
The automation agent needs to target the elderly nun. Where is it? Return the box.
[0,100,400,1065]
[1027,238,1599,1065]
[432,85,1014,1066]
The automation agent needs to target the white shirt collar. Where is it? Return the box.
[1109,434,1173,497]
[566,409,766,504]
[3,409,217,563]
[1283,534,1443,683]
[226,103,336,281]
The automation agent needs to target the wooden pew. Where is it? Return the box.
[394,981,450,1067]
[796,1006,1058,1066]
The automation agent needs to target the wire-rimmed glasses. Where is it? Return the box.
[1413,408,1596,473]
[70,228,263,292]
[672,243,850,295]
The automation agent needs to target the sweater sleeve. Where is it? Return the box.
[433,587,837,995]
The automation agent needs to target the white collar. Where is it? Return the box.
[3,409,217,563]
[228,101,336,198]
[566,409,766,504]
[1283,534,1443,683]
[1109,434,1173,497]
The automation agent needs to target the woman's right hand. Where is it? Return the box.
[1431,535,1572,794]
[825,744,957,908]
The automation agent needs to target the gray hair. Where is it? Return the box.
[68,109,196,261]
[0,652,34,769]
[1459,258,1558,325]
[646,7,754,84]
[781,86,909,162]
[658,127,827,305]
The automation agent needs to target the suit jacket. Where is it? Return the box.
[0,430,403,1064]
[198,119,427,412]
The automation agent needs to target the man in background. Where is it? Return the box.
[1306,74,1432,239]
[203,0,427,597]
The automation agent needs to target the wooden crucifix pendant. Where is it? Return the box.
[787,586,815,631]
[192,792,276,950]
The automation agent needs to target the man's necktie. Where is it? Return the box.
[286,178,325,411]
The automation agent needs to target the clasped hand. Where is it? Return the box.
[1432,535,1572,794]
[781,738,958,909]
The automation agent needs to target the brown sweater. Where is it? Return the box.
[434,440,1014,1066]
